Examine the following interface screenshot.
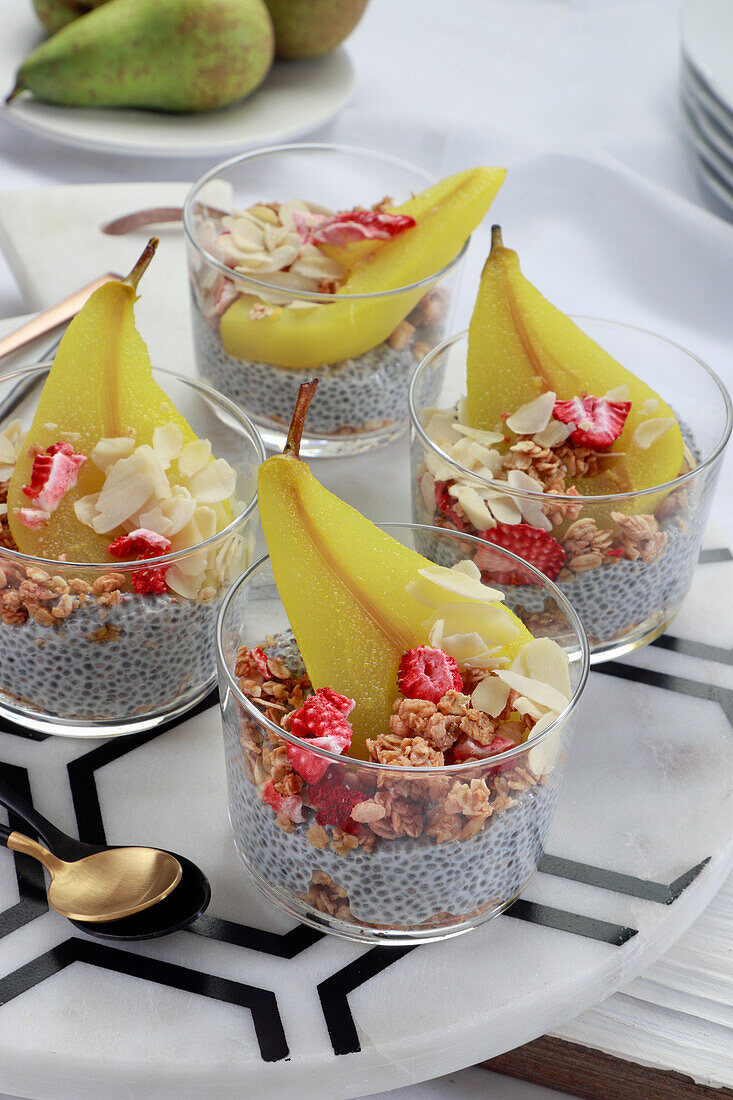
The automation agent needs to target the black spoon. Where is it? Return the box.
[0,774,210,940]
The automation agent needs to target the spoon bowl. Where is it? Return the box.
[4,828,183,922]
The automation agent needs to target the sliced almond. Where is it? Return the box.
[91,446,170,534]
[186,458,236,504]
[532,420,573,447]
[471,674,511,716]
[506,470,553,531]
[506,391,556,436]
[527,714,563,775]
[416,564,504,604]
[452,423,504,446]
[178,438,212,479]
[519,637,571,698]
[455,485,496,530]
[632,417,676,450]
[92,436,136,472]
[604,384,631,402]
[485,492,523,526]
[152,424,183,470]
[496,669,569,713]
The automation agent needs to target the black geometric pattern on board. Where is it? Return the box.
[698,546,733,564]
[0,762,48,938]
[0,624,726,1063]
[0,938,289,1063]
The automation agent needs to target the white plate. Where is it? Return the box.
[681,56,733,143]
[0,0,354,158]
[680,82,733,181]
[681,0,733,115]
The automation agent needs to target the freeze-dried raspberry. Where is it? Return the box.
[262,779,305,823]
[308,775,367,835]
[130,566,168,595]
[398,646,463,705]
[301,209,416,247]
[287,688,354,783]
[434,479,468,531]
[250,646,270,677]
[108,528,172,560]
[290,688,355,738]
[18,506,51,529]
[553,394,631,449]
[22,441,86,516]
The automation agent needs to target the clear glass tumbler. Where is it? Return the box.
[183,143,468,457]
[216,523,588,945]
[0,363,266,737]
[408,322,732,662]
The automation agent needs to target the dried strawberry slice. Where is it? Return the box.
[474,523,565,585]
[398,646,463,705]
[287,688,354,783]
[308,775,367,835]
[434,479,468,531]
[306,209,416,247]
[108,528,172,560]
[23,441,86,516]
[553,394,631,449]
[262,779,305,824]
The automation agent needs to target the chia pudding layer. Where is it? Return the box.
[192,302,418,438]
[221,631,568,933]
[0,590,221,722]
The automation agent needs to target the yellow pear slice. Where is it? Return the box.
[257,382,531,757]
[220,167,505,369]
[466,227,684,503]
[7,239,196,562]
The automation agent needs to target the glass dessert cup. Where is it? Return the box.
[409,322,733,663]
[183,143,467,458]
[216,523,589,945]
[0,363,266,738]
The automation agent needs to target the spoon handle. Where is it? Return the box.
[0,822,11,847]
[0,775,93,861]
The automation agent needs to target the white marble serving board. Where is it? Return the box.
[0,180,732,1098]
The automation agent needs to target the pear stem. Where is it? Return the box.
[490,224,503,252]
[5,82,22,105]
[284,380,318,458]
[124,237,159,291]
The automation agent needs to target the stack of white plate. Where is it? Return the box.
[680,0,733,214]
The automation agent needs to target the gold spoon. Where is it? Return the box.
[1,824,182,923]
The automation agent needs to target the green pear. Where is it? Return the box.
[31,0,109,38]
[264,0,368,58]
[9,0,275,113]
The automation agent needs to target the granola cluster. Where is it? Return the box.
[235,643,541,858]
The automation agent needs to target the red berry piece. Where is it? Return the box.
[451,733,516,763]
[262,779,305,824]
[553,394,631,449]
[130,566,168,595]
[287,688,354,783]
[250,646,270,678]
[434,479,468,531]
[22,441,86,518]
[475,523,566,585]
[398,646,463,705]
[304,209,416,247]
[308,775,367,835]
[108,528,172,560]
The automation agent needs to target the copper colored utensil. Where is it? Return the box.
[0,273,121,362]
[100,204,227,236]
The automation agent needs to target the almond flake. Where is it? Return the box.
[485,492,523,526]
[506,470,553,531]
[178,439,212,478]
[506,391,556,435]
[91,436,136,471]
[186,458,236,504]
[532,420,573,447]
[471,674,511,716]
[604,384,631,402]
[496,669,569,713]
[152,424,183,469]
[632,417,676,449]
[455,485,496,530]
[452,423,505,446]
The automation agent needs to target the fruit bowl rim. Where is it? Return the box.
[182,141,471,301]
[215,521,590,775]
[408,320,733,505]
[0,361,267,572]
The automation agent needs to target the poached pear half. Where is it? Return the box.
[257,382,530,756]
